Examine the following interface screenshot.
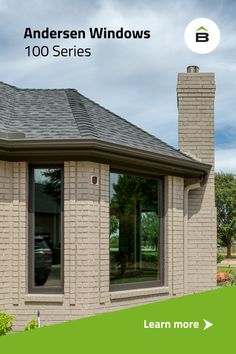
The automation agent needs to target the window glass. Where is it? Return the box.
[110,172,162,289]
[32,167,63,289]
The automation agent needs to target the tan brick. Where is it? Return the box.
[177,70,216,293]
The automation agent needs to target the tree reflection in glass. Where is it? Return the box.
[33,167,62,288]
[110,173,161,287]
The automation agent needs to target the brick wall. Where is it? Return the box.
[0,161,176,330]
[0,161,12,309]
[165,176,184,296]
[0,162,27,311]
[0,155,212,329]
[177,70,217,292]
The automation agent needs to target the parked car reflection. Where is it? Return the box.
[34,236,52,286]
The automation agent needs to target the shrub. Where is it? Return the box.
[24,318,38,331]
[227,272,236,285]
[142,252,158,263]
[0,311,14,336]
[217,253,225,264]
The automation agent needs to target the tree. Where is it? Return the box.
[110,174,159,260]
[110,215,119,235]
[42,168,61,203]
[141,212,159,250]
[110,215,119,249]
[215,173,236,257]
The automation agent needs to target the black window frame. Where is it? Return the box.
[109,169,164,292]
[28,164,64,294]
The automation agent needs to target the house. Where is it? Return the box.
[0,66,216,330]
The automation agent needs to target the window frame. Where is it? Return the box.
[109,169,165,292]
[28,164,64,294]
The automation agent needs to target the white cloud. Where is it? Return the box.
[216,148,236,173]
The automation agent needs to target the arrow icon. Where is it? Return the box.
[203,319,213,331]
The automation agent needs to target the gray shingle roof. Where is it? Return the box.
[0,81,194,163]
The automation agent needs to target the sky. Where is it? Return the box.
[0,0,235,173]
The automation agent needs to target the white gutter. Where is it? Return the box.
[183,182,201,294]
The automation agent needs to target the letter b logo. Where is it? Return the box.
[185,18,220,54]
[196,32,209,42]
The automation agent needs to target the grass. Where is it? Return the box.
[217,266,236,274]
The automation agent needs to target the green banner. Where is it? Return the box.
[1,286,235,354]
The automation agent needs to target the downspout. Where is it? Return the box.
[183,182,201,294]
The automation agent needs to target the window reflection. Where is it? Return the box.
[33,168,62,288]
[110,173,161,288]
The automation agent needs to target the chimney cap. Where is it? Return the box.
[187,65,199,73]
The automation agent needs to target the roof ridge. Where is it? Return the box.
[0,82,17,131]
[0,81,71,92]
[65,89,98,138]
[76,90,194,161]
[0,81,18,90]
[8,88,17,131]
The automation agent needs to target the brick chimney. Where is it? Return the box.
[177,65,215,165]
[177,66,216,292]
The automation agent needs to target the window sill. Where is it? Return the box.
[24,294,64,303]
[110,286,169,300]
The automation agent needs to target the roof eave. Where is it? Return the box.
[0,138,211,178]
